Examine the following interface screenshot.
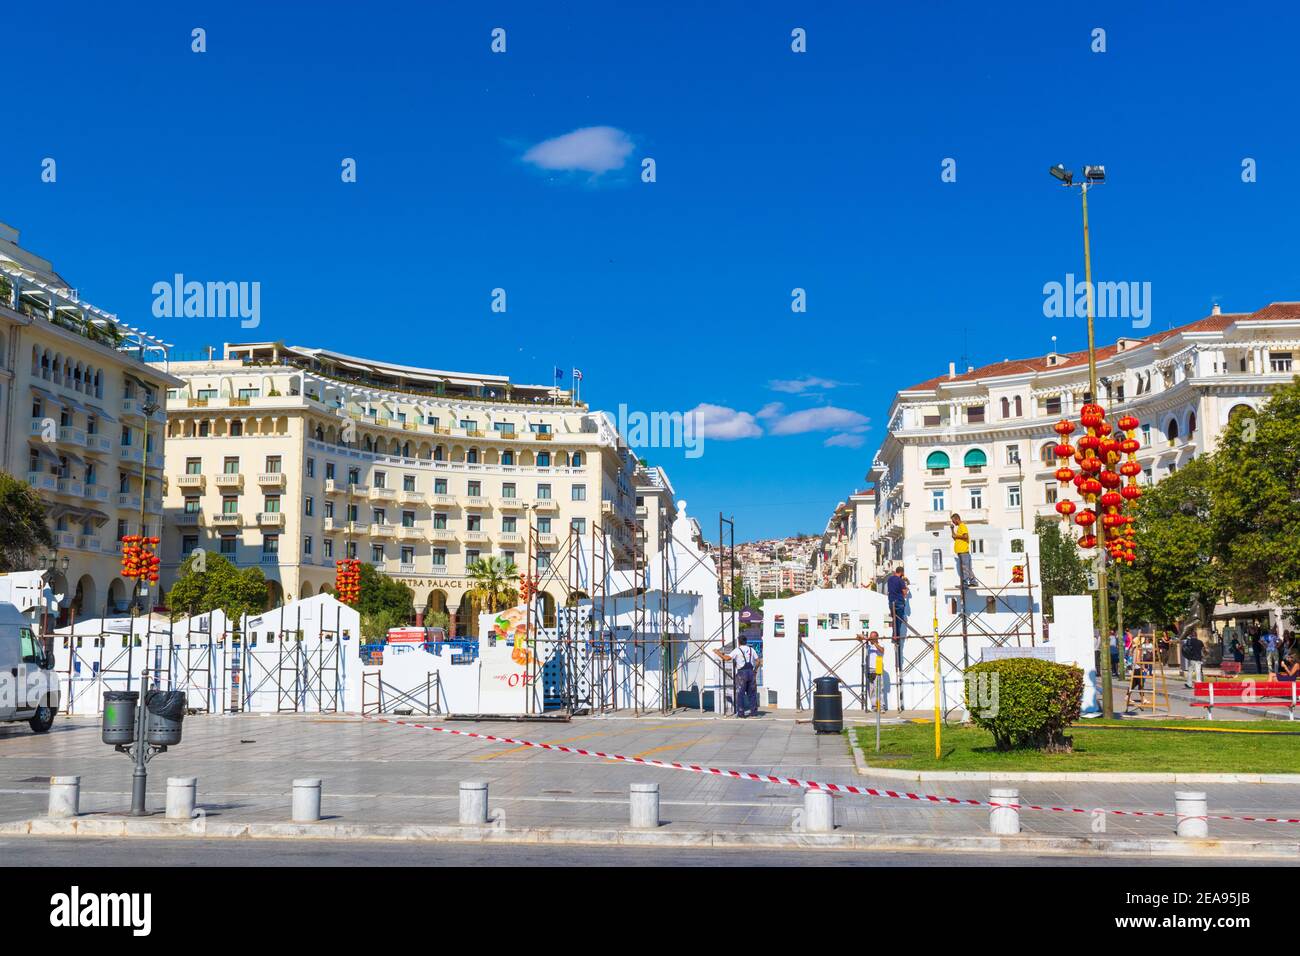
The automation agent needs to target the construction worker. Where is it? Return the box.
[950,513,976,588]
[857,630,886,710]
[714,635,762,718]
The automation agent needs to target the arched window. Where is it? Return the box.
[433,445,445,461]
[925,450,950,473]
[1014,396,1022,417]
[315,426,324,441]
[502,451,514,466]
[1000,397,1010,419]
[1040,442,1057,465]
[963,449,987,472]
[572,452,582,467]
[538,452,550,467]
[1187,411,1196,436]
[467,449,478,464]
[1166,418,1179,442]
[230,420,243,437]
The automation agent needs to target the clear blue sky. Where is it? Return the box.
[4,1,1298,541]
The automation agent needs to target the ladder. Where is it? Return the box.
[1124,631,1170,715]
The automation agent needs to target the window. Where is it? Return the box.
[537,484,552,500]
[348,467,360,485]
[182,534,198,553]
[263,535,280,555]
[223,457,239,474]
[931,489,946,512]
[467,514,482,532]
[537,552,551,570]
[1007,485,1021,508]
[197,388,218,400]
[346,541,357,559]
[347,504,358,522]
[323,538,334,558]
[432,548,446,567]
[303,536,313,555]
[459,419,476,431]
[305,496,314,516]
[198,420,210,437]
[502,482,517,499]
[494,421,515,434]
[401,546,415,564]
[1045,396,1062,415]
[1045,483,1058,504]
[220,535,236,555]
[403,474,416,492]
[538,516,552,533]
[571,517,586,535]
[306,457,315,478]
[402,510,415,528]
[1040,442,1056,465]
[325,462,335,480]
[222,496,239,514]
[502,516,517,532]
[374,471,387,489]
[1141,424,1151,446]
[230,420,243,437]
[537,452,550,467]
[1270,351,1293,373]
[966,405,985,424]
[264,495,281,513]
[465,549,480,564]
[434,478,447,495]
[530,423,551,434]
[185,458,202,475]
[372,508,386,526]
[324,500,334,519]
[502,451,514,466]
[468,480,481,497]
[1005,445,1020,466]
[502,551,515,565]
[184,496,201,514]
[572,484,586,501]
[968,488,983,509]
[120,426,132,447]
[571,452,582,467]
[265,455,282,474]
[434,513,447,529]
[1000,397,1010,419]
[238,387,260,399]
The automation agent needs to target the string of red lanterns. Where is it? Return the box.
[1052,404,1141,565]
[334,558,362,605]
[120,535,161,584]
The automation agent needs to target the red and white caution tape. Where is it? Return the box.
[364,716,1300,824]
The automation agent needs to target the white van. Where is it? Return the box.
[0,602,60,733]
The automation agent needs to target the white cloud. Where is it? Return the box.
[522,126,635,174]
[824,433,866,448]
[766,406,870,436]
[756,402,785,420]
[769,376,842,394]
[688,403,762,440]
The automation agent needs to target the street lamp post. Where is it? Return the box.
[1050,163,1113,718]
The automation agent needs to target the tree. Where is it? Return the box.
[1122,456,1223,629]
[355,562,414,622]
[165,552,268,623]
[1034,515,1089,618]
[0,472,54,572]
[1212,379,1300,618]
[466,556,518,613]
[361,607,407,642]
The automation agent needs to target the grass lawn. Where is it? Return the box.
[854,718,1300,773]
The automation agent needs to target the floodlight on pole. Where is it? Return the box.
[1049,164,1074,185]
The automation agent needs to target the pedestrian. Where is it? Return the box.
[713,635,762,718]
[1263,627,1280,677]
[1123,629,1133,671]
[950,514,976,588]
[1251,634,1264,674]
[1182,629,1204,688]
[1109,630,1120,677]
[1279,651,1300,683]
[886,566,908,640]
[1230,638,1245,665]
[857,630,885,710]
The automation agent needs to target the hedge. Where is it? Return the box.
[963,658,1083,752]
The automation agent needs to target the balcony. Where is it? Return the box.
[146,452,164,470]
[56,478,84,497]
[531,498,559,512]
[55,531,77,549]
[399,562,417,573]
[369,522,396,538]
[119,447,144,465]
[498,532,524,545]
[463,530,489,543]
[398,525,421,541]
[429,528,455,542]
[77,535,101,552]
[429,494,457,508]
[325,479,343,494]
[260,554,280,565]
[257,512,286,528]
[144,496,163,513]
[85,434,113,455]
[176,474,205,490]
[58,425,86,447]
[211,512,243,527]
[538,533,558,546]
[497,497,526,510]
[399,490,423,505]
[534,432,553,441]
[26,472,57,493]
[323,516,345,532]
[83,484,110,504]
[369,485,396,502]
[464,496,491,508]
[214,473,243,490]
[635,505,648,517]
[258,472,287,488]
[175,511,201,525]
[117,492,141,509]
[120,399,145,420]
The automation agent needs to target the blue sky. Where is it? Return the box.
[4,1,1299,540]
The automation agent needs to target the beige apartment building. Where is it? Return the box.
[0,222,178,622]
[812,488,876,589]
[862,302,1300,588]
[156,343,650,635]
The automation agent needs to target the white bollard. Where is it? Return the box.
[1175,791,1209,838]
[989,788,1021,835]
[291,778,322,823]
[48,776,80,818]
[803,789,835,833]
[459,781,489,825]
[630,783,660,829]
[166,777,197,820]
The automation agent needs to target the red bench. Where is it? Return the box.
[1191,681,1297,720]
[1219,661,1242,676]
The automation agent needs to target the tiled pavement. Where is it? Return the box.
[1,712,1297,843]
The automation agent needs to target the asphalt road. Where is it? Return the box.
[2,836,1288,866]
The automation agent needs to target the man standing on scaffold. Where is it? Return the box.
[950,513,977,591]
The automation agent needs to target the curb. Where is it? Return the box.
[846,728,1300,785]
[1,816,1295,859]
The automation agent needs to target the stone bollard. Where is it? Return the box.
[48,776,81,818]
[630,783,661,829]
[166,777,198,820]
[1175,791,1209,838]
[989,788,1021,835]
[292,778,322,823]
[459,781,489,825]
[803,789,835,833]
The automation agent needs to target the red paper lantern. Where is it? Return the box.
[1080,477,1102,497]
[1055,466,1075,484]
[1055,500,1076,517]
[1054,443,1074,459]
[1074,509,1097,527]
[1099,470,1122,489]
[1080,403,1106,428]
[1120,485,1143,501]
[1079,535,1097,549]
[1117,415,1139,432]
[1053,420,1076,437]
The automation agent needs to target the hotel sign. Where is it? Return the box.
[392,576,469,590]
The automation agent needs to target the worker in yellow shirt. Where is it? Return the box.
[950,513,977,588]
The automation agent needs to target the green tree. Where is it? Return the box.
[1123,456,1223,628]
[466,556,519,613]
[0,472,54,572]
[1212,379,1300,618]
[1034,515,1089,618]
[361,607,408,642]
[165,551,268,623]
[355,562,414,621]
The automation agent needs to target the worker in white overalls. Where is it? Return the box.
[714,635,762,718]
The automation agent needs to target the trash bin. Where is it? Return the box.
[102,691,138,745]
[812,676,843,734]
[144,690,187,746]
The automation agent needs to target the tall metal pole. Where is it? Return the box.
[1081,184,1114,718]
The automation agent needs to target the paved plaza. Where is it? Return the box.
[1,711,1298,849]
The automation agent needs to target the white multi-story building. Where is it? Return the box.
[811,489,877,589]
[864,302,1299,590]
[0,221,178,622]
[157,343,651,635]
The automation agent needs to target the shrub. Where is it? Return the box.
[963,658,1083,752]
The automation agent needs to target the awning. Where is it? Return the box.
[30,385,65,408]
[925,450,951,470]
[963,448,988,468]
[87,404,117,424]
[28,442,62,466]
[59,450,86,469]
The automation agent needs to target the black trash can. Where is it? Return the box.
[102,691,139,745]
[144,690,187,746]
[812,676,843,734]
